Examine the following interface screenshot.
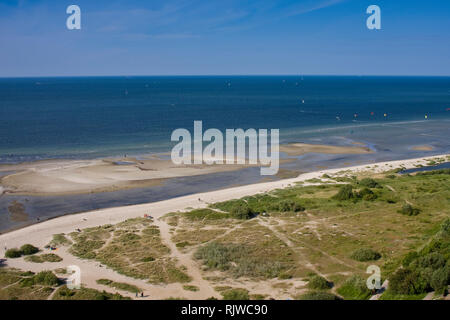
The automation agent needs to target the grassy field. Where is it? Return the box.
[167,169,450,299]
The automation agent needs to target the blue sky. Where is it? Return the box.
[1,0,449,77]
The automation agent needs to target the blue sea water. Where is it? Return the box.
[0,76,449,163]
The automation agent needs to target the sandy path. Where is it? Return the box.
[152,217,220,299]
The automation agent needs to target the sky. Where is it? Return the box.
[0,0,449,77]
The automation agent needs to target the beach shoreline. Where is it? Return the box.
[0,142,375,196]
[1,153,447,243]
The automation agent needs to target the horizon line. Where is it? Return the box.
[1,74,450,79]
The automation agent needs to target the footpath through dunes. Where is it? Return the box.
[0,154,448,299]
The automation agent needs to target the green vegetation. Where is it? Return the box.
[69,218,191,284]
[307,275,332,290]
[350,248,381,262]
[182,285,199,292]
[24,253,62,263]
[4,244,39,258]
[48,233,72,247]
[297,291,341,300]
[398,204,421,216]
[221,288,250,300]
[96,279,141,293]
[333,185,354,200]
[0,269,56,300]
[337,275,371,300]
[4,248,22,258]
[20,244,39,255]
[53,285,130,300]
[358,178,380,188]
[194,237,295,279]
[387,218,450,296]
[211,194,305,217]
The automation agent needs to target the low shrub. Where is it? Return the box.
[357,188,377,201]
[33,271,59,286]
[333,185,354,201]
[350,248,381,262]
[307,275,331,290]
[5,248,22,258]
[230,202,253,220]
[20,244,39,255]
[297,291,341,300]
[398,204,420,216]
[359,178,380,188]
[221,288,249,300]
[277,200,305,213]
[337,275,371,300]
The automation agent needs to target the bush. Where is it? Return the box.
[221,288,249,300]
[430,267,449,294]
[230,202,253,220]
[389,268,424,295]
[337,275,371,300]
[277,200,305,212]
[33,271,59,286]
[402,251,419,267]
[412,252,446,271]
[357,188,377,201]
[440,218,450,236]
[398,204,420,216]
[333,185,354,201]
[307,275,331,290]
[359,178,380,188]
[350,248,381,262]
[5,248,22,258]
[20,244,39,255]
[297,291,341,300]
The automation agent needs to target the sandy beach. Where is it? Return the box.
[0,154,447,299]
[0,143,372,196]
